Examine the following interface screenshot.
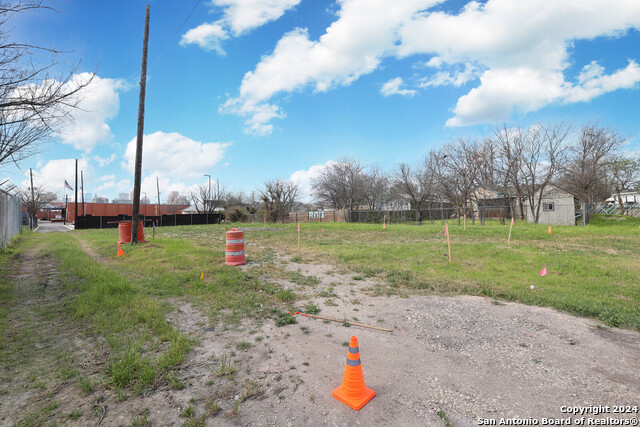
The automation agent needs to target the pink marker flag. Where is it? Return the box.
[298,223,300,231]
[511,217,514,226]
[445,224,448,237]
[540,267,547,276]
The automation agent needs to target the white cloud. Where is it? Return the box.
[419,62,479,88]
[446,68,567,126]
[380,77,417,97]
[93,180,115,195]
[396,0,640,125]
[123,131,231,182]
[181,0,300,53]
[98,174,116,182]
[289,160,336,202]
[180,22,228,54]
[217,0,301,35]
[223,0,640,132]
[221,98,283,135]
[24,158,92,198]
[564,60,640,103]
[94,154,117,167]
[57,73,127,152]
[224,0,437,134]
[139,175,198,204]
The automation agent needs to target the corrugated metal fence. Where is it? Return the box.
[0,190,22,249]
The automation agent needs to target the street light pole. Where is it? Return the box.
[204,174,211,213]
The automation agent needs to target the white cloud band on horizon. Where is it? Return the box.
[121,131,231,201]
[289,160,336,202]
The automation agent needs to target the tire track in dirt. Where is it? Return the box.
[0,241,109,426]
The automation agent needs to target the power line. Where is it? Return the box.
[149,0,203,72]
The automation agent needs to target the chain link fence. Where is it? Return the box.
[596,203,640,217]
[236,202,631,226]
[1,189,22,250]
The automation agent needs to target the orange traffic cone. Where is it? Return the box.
[548,226,552,234]
[117,244,124,257]
[332,336,375,410]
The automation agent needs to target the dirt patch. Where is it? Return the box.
[97,252,639,426]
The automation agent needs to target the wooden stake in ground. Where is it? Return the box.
[297,223,300,254]
[446,224,452,264]
[131,5,150,245]
[464,213,466,230]
[508,216,514,246]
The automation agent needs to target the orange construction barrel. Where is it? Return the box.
[117,221,146,244]
[225,227,246,266]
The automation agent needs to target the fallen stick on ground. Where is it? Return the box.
[289,311,393,332]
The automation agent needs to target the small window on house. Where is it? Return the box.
[543,202,555,212]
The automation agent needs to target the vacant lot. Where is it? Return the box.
[1,216,638,426]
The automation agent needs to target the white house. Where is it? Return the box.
[605,191,640,206]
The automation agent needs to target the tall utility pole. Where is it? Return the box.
[74,158,78,225]
[204,174,211,213]
[81,170,85,216]
[29,168,35,229]
[131,4,150,245]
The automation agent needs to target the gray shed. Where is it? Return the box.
[523,185,578,226]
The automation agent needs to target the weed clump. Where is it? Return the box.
[275,312,297,327]
[303,304,321,315]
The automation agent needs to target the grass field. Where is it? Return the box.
[166,214,640,329]
[0,215,639,424]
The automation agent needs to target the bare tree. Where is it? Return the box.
[0,2,93,167]
[474,137,512,224]
[361,165,389,210]
[491,125,527,219]
[21,185,56,226]
[393,154,437,224]
[166,191,181,205]
[606,154,640,215]
[518,123,570,223]
[433,138,484,224]
[561,123,625,222]
[189,181,226,213]
[260,179,299,223]
[312,157,366,212]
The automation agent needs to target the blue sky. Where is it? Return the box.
[3,0,640,203]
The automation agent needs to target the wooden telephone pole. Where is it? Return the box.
[29,168,35,229]
[74,159,78,225]
[131,5,150,245]
[156,176,160,218]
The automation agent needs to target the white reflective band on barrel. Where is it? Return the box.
[226,239,244,243]
[346,358,361,367]
[226,250,244,256]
